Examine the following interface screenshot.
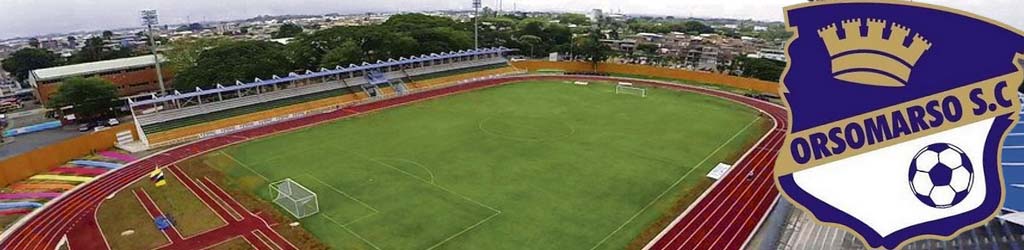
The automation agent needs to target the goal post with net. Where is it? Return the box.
[270,178,319,219]
[615,85,647,97]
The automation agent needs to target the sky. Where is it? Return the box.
[0,0,1020,39]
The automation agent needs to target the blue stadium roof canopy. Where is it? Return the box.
[1003,119,1024,213]
[129,47,513,107]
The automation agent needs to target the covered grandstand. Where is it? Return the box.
[1001,94,1024,219]
[128,47,515,148]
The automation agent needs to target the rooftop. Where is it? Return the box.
[31,55,166,81]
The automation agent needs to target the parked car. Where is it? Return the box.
[77,123,92,132]
[107,118,119,126]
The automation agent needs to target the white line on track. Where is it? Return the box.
[660,131,782,249]
[589,117,761,250]
[690,137,782,249]
[4,77,517,249]
[711,150,782,249]
[635,76,785,250]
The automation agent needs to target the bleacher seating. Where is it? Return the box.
[366,70,389,85]
[137,78,363,126]
[135,57,507,129]
[141,88,355,133]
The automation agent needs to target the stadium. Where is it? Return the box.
[4,1,1024,249]
[0,46,798,250]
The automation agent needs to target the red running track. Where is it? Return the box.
[630,84,787,249]
[0,75,785,249]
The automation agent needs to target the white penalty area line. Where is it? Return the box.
[587,117,761,250]
[425,211,503,250]
[303,173,380,226]
[322,214,383,250]
[342,147,507,250]
[303,174,379,213]
[341,147,502,214]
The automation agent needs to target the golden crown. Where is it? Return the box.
[818,19,932,87]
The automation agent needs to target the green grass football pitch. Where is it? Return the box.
[201,80,770,249]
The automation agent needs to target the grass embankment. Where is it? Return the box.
[96,173,226,248]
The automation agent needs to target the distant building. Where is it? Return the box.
[28,55,173,105]
[757,48,787,62]
[634,33,665,43]
[600,39,636,54]
[39,39,61,51]
[590,9,603,27]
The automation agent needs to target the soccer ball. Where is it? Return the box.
[908,143,974,208]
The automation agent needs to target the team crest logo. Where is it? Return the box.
[776,1,1024,249]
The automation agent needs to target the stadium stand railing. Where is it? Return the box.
[143,65,525,148]
[366,70,389,85]
[131,48,511,130]
[139,56,524,148]
[135,57,507,127]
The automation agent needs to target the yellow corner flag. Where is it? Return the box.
[149,168,167,187]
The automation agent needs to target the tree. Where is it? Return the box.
[70,37,133,63]
[735,57,786,82]
[102,30,114,40]
[556,14,590,26]
[174,40,293,91]
[676,21,714,34]
[272,23,304,38]
[177,23,204,32]
[544,24,572,45]
[319,40,363,68]
[72,37,106,63]
[408,27,472,55]
[1,48,61,82]
[47,77,119,119]
[608,29,621,40]
[287,24,438,70]
[578,30,611,71]
[517,35,542,57]
[383,13,460,33]
[628,20,671,34]
[164,37,233,72]
[28,38,40,48]
[518,19,546,38]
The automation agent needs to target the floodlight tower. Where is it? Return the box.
[473,0,481,49]
[141,9,166,94]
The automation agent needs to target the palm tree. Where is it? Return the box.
[517,35,542,57]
